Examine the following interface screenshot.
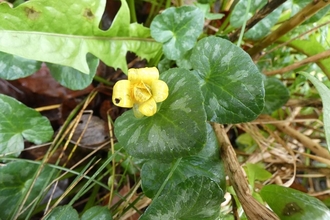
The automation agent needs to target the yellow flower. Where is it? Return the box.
[112,67,169,118]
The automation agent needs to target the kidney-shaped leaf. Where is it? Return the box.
[0,0,161,74]
[262,77,290,114]
[140,176,224,220]
[0,94,53,156]
[260,184,330,220]
[0,161,55,219]
[299,72,330,151]
[141,124,225,198]
[191,36,265,123]
[151,6,204,60]
[114,68,207,161]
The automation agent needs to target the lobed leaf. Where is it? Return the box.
[140,176,223,220]
[0,0,161,74]
[191,36,265,123]
[114,68,207,161]
[0,94,53,157]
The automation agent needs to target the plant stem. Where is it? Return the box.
[236,0,251,47]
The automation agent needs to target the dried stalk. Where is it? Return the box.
[211,122,279,220]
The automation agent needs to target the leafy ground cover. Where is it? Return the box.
[0,0,330,219]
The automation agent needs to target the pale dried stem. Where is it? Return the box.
[211,123,279,220]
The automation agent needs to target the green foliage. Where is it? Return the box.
[260,184,330,219]
[114,68,207,161]
[0,0,161,75]
[140,176,224,220]
[45,205,79,220]
[191,36,265,123]
[263,77,290,114]
[0,94,53,157]
[150,6,204,60]
[0,161,55,219]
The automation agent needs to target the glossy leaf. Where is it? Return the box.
[260,184,330,220]
[150,6,204,60]
[191,36,265,123]
[45,205,79,220]
[262,77,290,114]
[299,72,330,151]
[0,0,161,74]
[230,0,267,28]
[48,54,99,90]
[245,6,283,40]
[140,176,224,220]
[0,51,41,80]
[81,206,112,220]
[141,124,225,198]
[0,94,53,157]
[114,68,207,161]
[0,161,55,219]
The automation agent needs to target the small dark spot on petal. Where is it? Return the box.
[115,98,120,104]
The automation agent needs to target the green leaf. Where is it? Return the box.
[150,6,204,60]
[299,72,330,151]
[48,54,99,90]
[0,51,41,80]
[245,6,283,40]
[0,94,53,157]
[45,205,79,220]
[141,124,225,198]
[114,68,207,161]
[230,0,267,28]
[81,206,112,220]
[278,35,330,78]
[191,36,265,123]
[196,3,225,21]
[244,163,272,190]
[262,77,290,114]
[140,176,224,220]
[0,161,55,219]
[260,184,330,220]
[0,0,161,74]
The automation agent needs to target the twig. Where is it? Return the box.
[264,49,330,76]
[248,0,330,59]
[211,122,279,220]
[229,0,287,42]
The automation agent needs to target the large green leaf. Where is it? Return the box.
[230,0,267,28]
[114,68,207,161]
[81,206,112,220]
[262,77,290,114]
[0,94,53,157]
[0,51,41,80]
[260,184,330,220]
[45,205,79,220]
[0,161,55,219]
[191,36,265,123]
[141,124,225,198]
[299,72,330,151]
[150,6,204,60]
[0,0,161,74]
[140,176,223,220]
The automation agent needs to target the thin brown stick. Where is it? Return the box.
[264,49,330,76]
[211,122,279,220]
[229,0,287,42]
[248,0,330,59]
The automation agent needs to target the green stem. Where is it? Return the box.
[237,0,251,47]
[127,0,137,23]
[94,75,113,86]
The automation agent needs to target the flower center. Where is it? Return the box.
[132,81,152,103]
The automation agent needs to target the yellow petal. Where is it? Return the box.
[151,80,169,102]
[112,80,133,108]
[133,104,145,118]
[133,82,152,103]
[138,98,157,117]
[128,67,159,84]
